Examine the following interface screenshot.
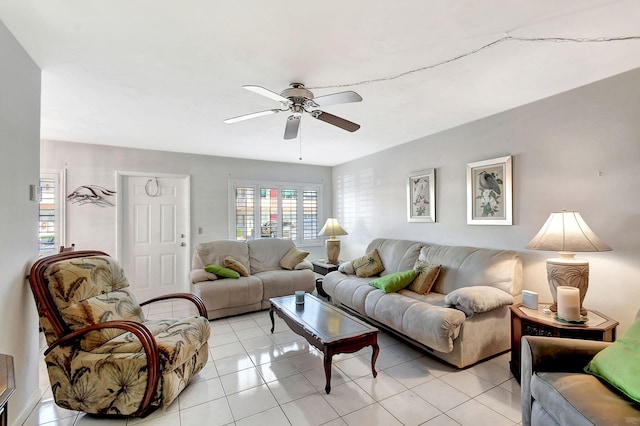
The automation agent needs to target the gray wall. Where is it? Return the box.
[40,141,333,261]
[333,67,640,333]
[0,19,41,425]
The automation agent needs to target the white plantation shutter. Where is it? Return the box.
[231,180,321,246]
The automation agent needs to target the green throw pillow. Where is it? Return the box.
[204,264,240,279]
[369,269,419,293]
[585,318,640,403]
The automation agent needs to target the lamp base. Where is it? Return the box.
[326,239,340,265]
[546,257,589,316]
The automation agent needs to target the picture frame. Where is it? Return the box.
[407,168,435,222]
[466,156,512,225]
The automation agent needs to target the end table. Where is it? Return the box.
[510,303,618,382]
[312,261,339,299]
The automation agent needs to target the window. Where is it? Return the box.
[230,179,321,246]
[39,170,66,256]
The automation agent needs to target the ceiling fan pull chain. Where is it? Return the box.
[299,120,303,161]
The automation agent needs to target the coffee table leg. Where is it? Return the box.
[371,342,379,377]
[269,308,275,333]
[323,351,333,394]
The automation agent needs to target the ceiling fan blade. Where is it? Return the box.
[224,109,281,124]
[243,85,291,104]
[312,91,362,107]
[283,114,301,139]
[311,110,360,132]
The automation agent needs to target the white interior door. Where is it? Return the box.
[120,174,190,301]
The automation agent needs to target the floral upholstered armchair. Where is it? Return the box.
[28,250,211,416]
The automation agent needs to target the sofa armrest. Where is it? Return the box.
[521,335,610,426]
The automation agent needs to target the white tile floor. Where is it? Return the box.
[25,300,522,425]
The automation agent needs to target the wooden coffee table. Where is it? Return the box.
[270,293,379,393]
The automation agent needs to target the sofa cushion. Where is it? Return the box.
[46,256,144,350]
[585,318,640,403]
[369,269,418,293]
[279,247,310,270]
[193,275,263,311]
[59,288,144,351]
[255,269,315,303]
[248,238,297,274]
[365,238,425,274]
[444,286,514,316]
[224,256,249,276]
[364,292,465,353]
[418,245,522,296]
[192,240,250,270]
[408,261,441,294]
[353,249,385,278]
[189,268,218,284]
[532,372,639,426]
[204,264,240,279]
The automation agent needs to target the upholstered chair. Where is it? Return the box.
[28,250,211,416]
[521,309,640,425]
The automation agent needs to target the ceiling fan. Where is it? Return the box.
[224,83,362,139]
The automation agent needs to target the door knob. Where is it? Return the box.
[180,242,186,247]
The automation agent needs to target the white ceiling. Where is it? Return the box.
[2,1,640,166]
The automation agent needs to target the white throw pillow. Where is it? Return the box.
[189,268,218,284]
[338,261,355,275]
[444,286,514,315]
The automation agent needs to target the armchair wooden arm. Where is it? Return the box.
[140,293,208,318]
[44,320,160,417]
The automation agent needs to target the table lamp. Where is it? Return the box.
[318,218,348,265]
[526,211,611,316]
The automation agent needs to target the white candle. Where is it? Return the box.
[557,286,581,321]
[295,290,305,304]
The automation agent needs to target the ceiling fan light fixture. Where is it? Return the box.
[284,114,301,139]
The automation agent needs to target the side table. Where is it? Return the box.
[0,354,15,426]
[312,261,339,299]
[510,303,618,382]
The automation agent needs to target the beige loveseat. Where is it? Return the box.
[190,238,315,319]
[322,238,523,368]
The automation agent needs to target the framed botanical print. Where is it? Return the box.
[467,156,512,225]
[407,168,435,222]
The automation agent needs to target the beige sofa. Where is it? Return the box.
[190,238,315,319]
[322,238,523,368]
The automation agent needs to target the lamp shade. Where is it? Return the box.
[526,211,611,252]
[318,218,348,238]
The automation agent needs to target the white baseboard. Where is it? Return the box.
[11,387,42,426]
